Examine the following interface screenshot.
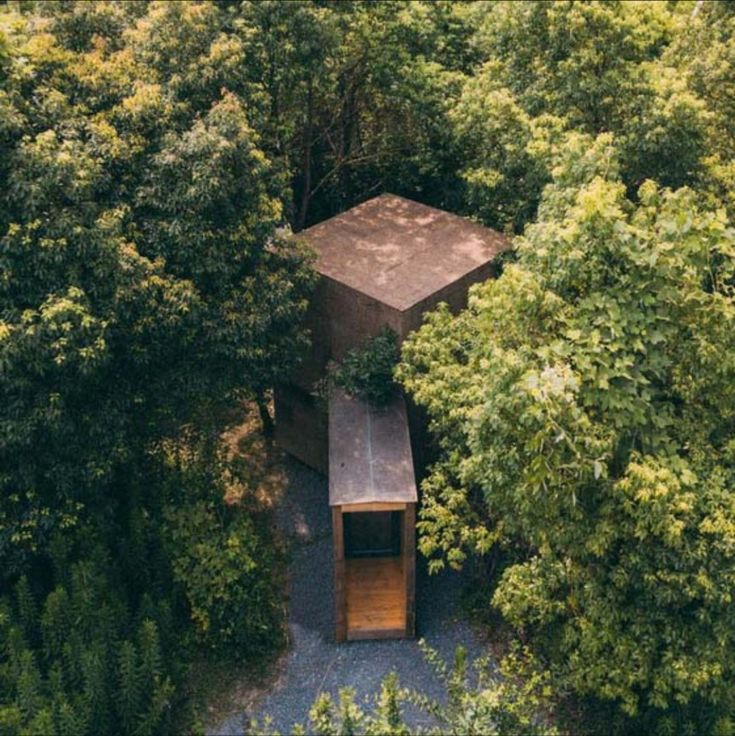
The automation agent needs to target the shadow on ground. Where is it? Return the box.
[210,458,487,735]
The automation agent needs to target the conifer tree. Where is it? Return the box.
[15,650,42,723]
[116,641,141,735]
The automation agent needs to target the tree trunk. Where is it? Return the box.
[296,80,314,232]
[256,392,274,436]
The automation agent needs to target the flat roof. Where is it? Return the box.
[329,390,417,507]
[298,194,510,311]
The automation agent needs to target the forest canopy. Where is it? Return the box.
[1,1,734,735]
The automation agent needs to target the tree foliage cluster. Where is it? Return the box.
[1,2,315,733]
[1,559,174,736]
[396,2,735,734]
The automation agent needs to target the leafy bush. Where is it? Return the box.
[164,500,284,658]
[157,434,285,659]
[252,641,557,735]
[328,328,400,408]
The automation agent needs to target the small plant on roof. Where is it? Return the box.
[326,327,401,409]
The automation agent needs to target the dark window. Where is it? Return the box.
[344,511,402,558]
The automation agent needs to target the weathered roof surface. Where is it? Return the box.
[298,194,510,311]
[329,390,417,507]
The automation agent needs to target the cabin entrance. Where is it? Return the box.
[329,390,417,642]
[335,503,414,640]
[343,509,405,637]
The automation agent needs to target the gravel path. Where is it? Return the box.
[210,458,488,735]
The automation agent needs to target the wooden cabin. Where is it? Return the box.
[330,390,417,641]
[274,194,510,642]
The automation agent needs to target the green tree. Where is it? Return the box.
[473,1,674,132]
[0,0,314,574]
[464,1,710,204]
[0,4,311,732]
[668,1,735,215]
[235,1,470,227]
[4,2,735,732]
[450,67,562,231]
[399,133,735,722]
[0,550,176,736]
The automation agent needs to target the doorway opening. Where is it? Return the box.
[343,509,406,636]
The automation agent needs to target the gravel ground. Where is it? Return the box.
[210,458,488,735]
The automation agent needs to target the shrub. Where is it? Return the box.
[252,642,557,735]
[156,433,285,658]
[164,500,285,658]
[328,328,400,408]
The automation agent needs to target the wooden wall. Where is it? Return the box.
[332,506,347,642]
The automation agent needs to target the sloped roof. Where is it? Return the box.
[329,390,417,507]
[297,194,510,311]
